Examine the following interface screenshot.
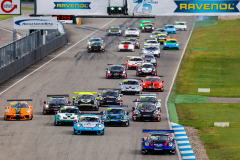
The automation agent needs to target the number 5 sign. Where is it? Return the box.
[132,0,158,14]
[0,0,21,15]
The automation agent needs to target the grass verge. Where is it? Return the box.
[0,15,21,21]
[21,8,34,11]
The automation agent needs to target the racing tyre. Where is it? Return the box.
[30,115,33,120]
[43,110,47,115]
[54,121,59,126]
[136,72,139,76]
[141,149,148,155]
[125,121,129,127]
[161,86,164,92]
[170,150,176,155]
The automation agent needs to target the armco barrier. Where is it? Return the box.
[0,33,68,84]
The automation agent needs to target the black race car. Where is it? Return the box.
[154,28,166,32]
[142,24,155,32]
[88,41,105,52]
[97,89,123,106]
[43,95,70,114]
[106,64,127,79]
[126,38,140,49]
[132,102,161,121]
[136,63,157,76]
[72,92,99,111]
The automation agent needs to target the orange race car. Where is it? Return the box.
[4,99,33,120]
[141,76,164,92]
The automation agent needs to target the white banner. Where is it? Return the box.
[0,0,20,15]
[127,0,240,16]
[13,17,57,29]
[36,0,110,15]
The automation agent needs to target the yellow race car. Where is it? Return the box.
[157,34,170,44]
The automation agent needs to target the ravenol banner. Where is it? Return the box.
[36,0,109,15]
[128,0,240,16]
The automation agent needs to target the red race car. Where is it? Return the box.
[141,76,164,92]
[126,56,145,69]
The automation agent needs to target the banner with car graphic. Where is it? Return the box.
[127,0,240,16]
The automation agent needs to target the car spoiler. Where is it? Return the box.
[98,88,121,90]
[133,101,158,103]
[73,92,98,94]
[47,95,69,98]
[164,38,180,40]
[127,56,141,58]
[101,105,128,107]
[140,20,153,23]
[135,94,159,96]
[143,129,174,133]
[7,99,32,101]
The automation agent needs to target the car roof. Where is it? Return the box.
[80,115,99,118]
[123,79,138,81]
[107,107,123,109]
[166,39,178,42]
[91,37,101,39]
[141,63,153,65]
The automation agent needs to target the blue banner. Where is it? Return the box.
[54,2,91,9]
[174,1,239,13]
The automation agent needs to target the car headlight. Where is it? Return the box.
[123,71,125,74]
[142,27,144,29]
[98,124,102,128]
[160,83,162,86]
[143,83,146,85]
[100,97,103,100]
[124,115,127,119]
[6,110,10,114]
[101,46,103,48]
[45,105,49,108]
[154,110,159,115]
[118,97,121,101]
[135,111,140,115]
[121,86,124,89]
[138,69,141,71]
[77,124,81,128]
[89,46,91,48]
[176,44,179,46]
[168,142,173,147]
[26,110,30,113]
[153,68,156,71]
[137,86,140,89]
[151,59,155,62]
[108,71,110,73]
[145,142,149,146]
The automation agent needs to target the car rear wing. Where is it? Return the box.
[127,56,141,58]
[135,94,159,96]
[73,92,98,94]
[101,105,128,107]
[174,21,187,24]
[140,20,153,23]
[98,88,121,90]
[47,95,69,98]
[143,129,174,133]
[164,38,180,40]
[7,99,32,102]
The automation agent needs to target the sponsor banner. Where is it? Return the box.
[128,0,240,16]
[13,17,57,29]
[36,0,110,15]
[0,0,21,15]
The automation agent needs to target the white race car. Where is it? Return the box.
[126,56,144,69]
[125,27,140,37]
[144,39,160,48]
[118,41,135,52]
[142,46,161,58]
[174,21,187,31]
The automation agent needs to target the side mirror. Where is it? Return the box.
[100,111,103,115]
[118,82,122,85]
[101,120,104,123]
[74,119,77,124]
[106,68,108,70]
[119,94,123,97]
[5,106,7,109]
[132,107,135,111]
[141,79,143,82]
[43,101,46,105]
[172,138,176,142]
[126,59,128,62]
[135,99,138,101]
[141,138,145,141]
[30,106,33,109]
[162,80,164,83]
[68,101,71,104]
[72,97,75,100]
[178,42,180,44]
[97,93,100,96]
[125,111,128,115]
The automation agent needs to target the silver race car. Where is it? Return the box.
[108,27,122,36]
[144,39,160,48]
[125,27,140,37]
[142,46,161,58]
[119,79,142,94]
[141,54,157,66]
[174,21,187,31]
[87,37,104,48]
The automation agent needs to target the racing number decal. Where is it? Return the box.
[133,0,157,13]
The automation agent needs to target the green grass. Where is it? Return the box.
[176,19,240,97]
[177,103,240,160]
[21,8,34,11]
[175,95,211,103]
[0,15,21,21]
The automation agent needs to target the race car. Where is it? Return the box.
[97,89,123,106]
[163,24,176,34]
[163,38,180,50]
[43,95,70,115]
[144,39,160,48]
[141,130,176,155]
[134,93,161,111]
[149,32,160,40]
[73,115,105,135]
[72,92,99,111]
[117,41,135,52]
[141,54,157,66]
[142,23,155,32]
[139,20,153,29]
[118,79,142,94]
[154,28,166,32]
[126,56,144,69]
[136,63,157,76]
[126,38,140,49]
[125,27,140,37]
[108,27,122,36]
[101,107,129,126]
[141,76,164,92]
[157,34,170,44]
[87,37,104,48]
[4,99,33,120]
[54,106,84,126]
[88,41,105,52]
[174,21,187,31]
[106,64,127,79]
[142,46,161,58]
[132,102,161,121]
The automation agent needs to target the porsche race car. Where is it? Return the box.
[87,37,104,48]
[154,28,166,32]
[118,41,135,52]
[126,56,144,69]
[134,94,161,111]
[119,79,142,94]
[174,21,187,31]
[163,24,176,34]
[106,64,127,79]
[141,76,164,92]
[88,41,105,52]
[139,20,153,29]
[163,38,180,50]
[157,34,170,44]
[72,92,99,111]
[97,89,123,106]
[136,63,157,76]
[142,46,161,58]
[141,54,157,66]
[126,38,140,49]
[125,27,140,37]
[108,27,122,36]
[142,23,155,32]
[4,99,33,120]
[144,39,160,48]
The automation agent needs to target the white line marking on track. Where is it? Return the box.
[0,27,22,39]
[164,18,196,160]
[0,18,116,96]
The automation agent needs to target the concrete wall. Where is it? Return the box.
[0,33,68,84]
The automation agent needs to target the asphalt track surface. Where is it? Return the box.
[0,16,195,160]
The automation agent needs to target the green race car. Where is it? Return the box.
[139,20,153,29]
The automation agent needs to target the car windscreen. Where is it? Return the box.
[110,28,120,32]
[106,109,124,114]
[166,40,177,44]
[128,28,137,31]
[60,108,79,113]
[90,42,102,46]
[110,66,124,71]
[139,97,157,102]
[121,41,131,44]
[146,41,157,43]
[102,91,119,97]
[123,81,139,85]
[141,64,153,68]
[143,55,154,59]
[77,95,95,100]
[148,135,170,141]
[176,23,185,25]
[158,35,167,38]
[145,47,157,51]
[145,77,160,82]
[129,58,143,61]
[89,38,101,42]
[79,117,99,122]
[127,39,136,42]
[145,24,153,27]
[48,99,67,105]
[166,26,174,28]
[9,103,28,108]
[137,104,156,110]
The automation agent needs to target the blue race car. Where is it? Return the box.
[163,24,176,34]
[141,130,176,155]
[163,39,180,50]
[73,115,104,135]
[101,106,129,126]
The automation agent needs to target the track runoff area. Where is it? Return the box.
[0,17,195,160]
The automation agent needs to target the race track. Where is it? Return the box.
[0,16,195,160]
